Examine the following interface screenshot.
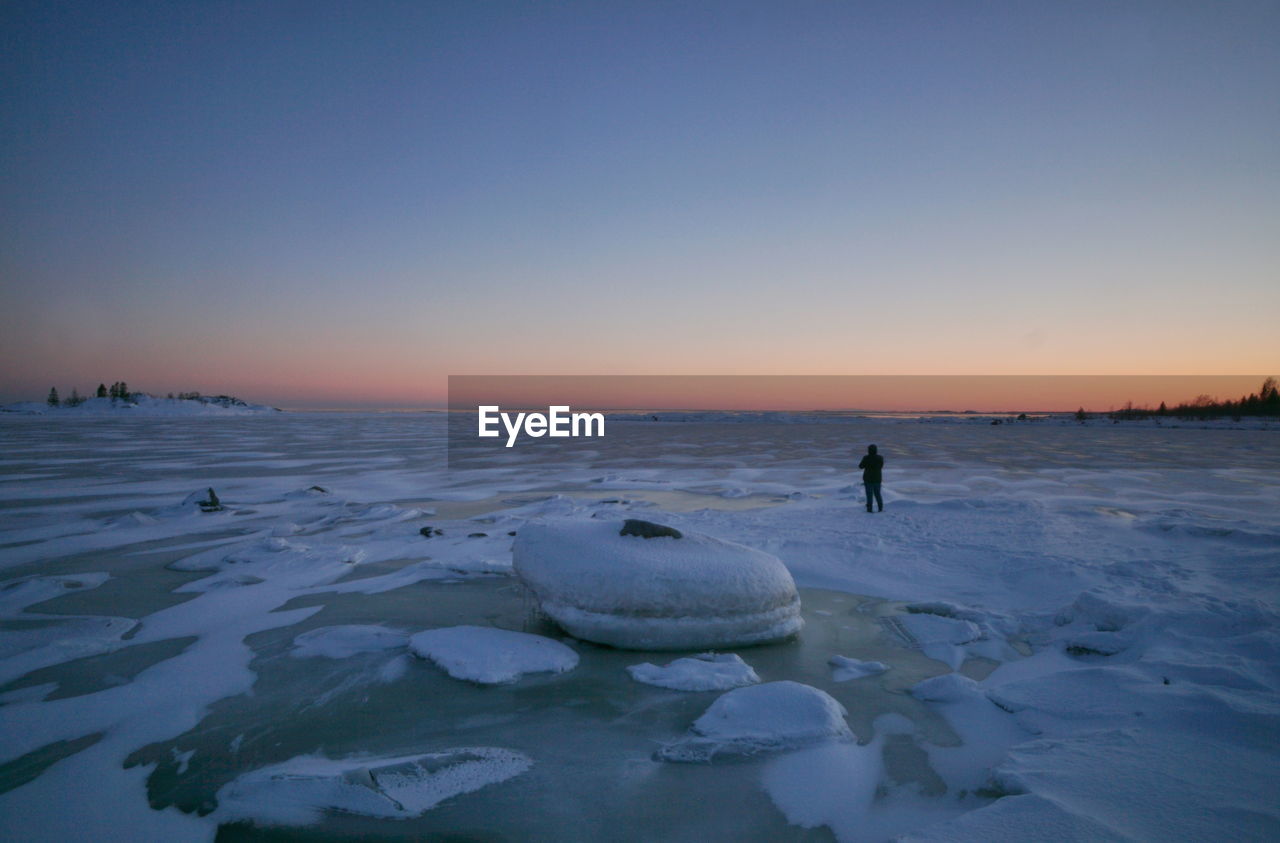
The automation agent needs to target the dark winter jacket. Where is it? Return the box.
[858,453,884,483]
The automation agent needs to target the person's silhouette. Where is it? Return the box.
[859,444,884,513]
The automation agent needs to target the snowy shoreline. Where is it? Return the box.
[605,409,1279,431]
[1,395,280,416]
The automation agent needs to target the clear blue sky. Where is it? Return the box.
[2,1,1277,407]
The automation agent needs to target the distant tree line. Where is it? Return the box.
[46,381,133,406]
[43,382,247,408]
[1105,377,1280,421]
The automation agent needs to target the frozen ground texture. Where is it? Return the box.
[0,413,1278,840]
[514,519,803,649]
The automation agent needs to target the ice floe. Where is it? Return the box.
[291,625,410,659]
[408,625,579,684]
[627,653,760,691]
[828,655,888,682]
[659,681,852,762]
[215,748,532,825]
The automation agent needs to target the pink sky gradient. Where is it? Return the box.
[447,376,1270,414]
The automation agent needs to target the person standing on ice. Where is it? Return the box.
[859,444,884,513]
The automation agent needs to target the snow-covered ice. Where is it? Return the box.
[627,652,760,691]
[513,518,803,650]
[291,625,410,659]
[829,655,888,682]
[0,411,1277,840]
[409,625,579,684]
[2,395,278,416]
[659,680,854,762]
[891,612,984,670]
[215,747,533,825]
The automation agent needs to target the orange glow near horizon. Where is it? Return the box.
[444,375,1271,414]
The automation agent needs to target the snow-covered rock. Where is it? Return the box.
[659,681,853,762]
[627,653,761,691]
[408,625,578,684]
[513,519,803,650]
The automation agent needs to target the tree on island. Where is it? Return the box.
[1075,407,1088,422]
[96,383,107,398]
[66,388,84,407]
[47,387,59,407]
[1108,377,1280,421]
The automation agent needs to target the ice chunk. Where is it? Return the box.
[894,612,983,669]
[291,625,409,659]
[513,519,802,650]
[910,672,982,703]
[828,655,888,682]
[1055,591,1150,631]
[659,681,853,762]
[181,488,223,512]
[169,536,367,590]
[215,748,532,825]
[898,613,982,646]
[110,511,158,528]
[762,739,886,838]
[408,625,578,684]
[627,653,761,691]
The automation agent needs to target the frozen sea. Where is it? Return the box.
[1,412,1278,841]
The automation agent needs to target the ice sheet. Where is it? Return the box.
[0,412,1276,840]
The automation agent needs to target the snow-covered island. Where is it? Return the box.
[3,393,279,416]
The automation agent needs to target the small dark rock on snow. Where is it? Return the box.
[468,532,488,538]
[619,519,682,539]
[198,488,223,512]
[419,526,444,538]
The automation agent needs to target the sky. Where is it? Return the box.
[2,1,1277,409]
[449,375,1272,413]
